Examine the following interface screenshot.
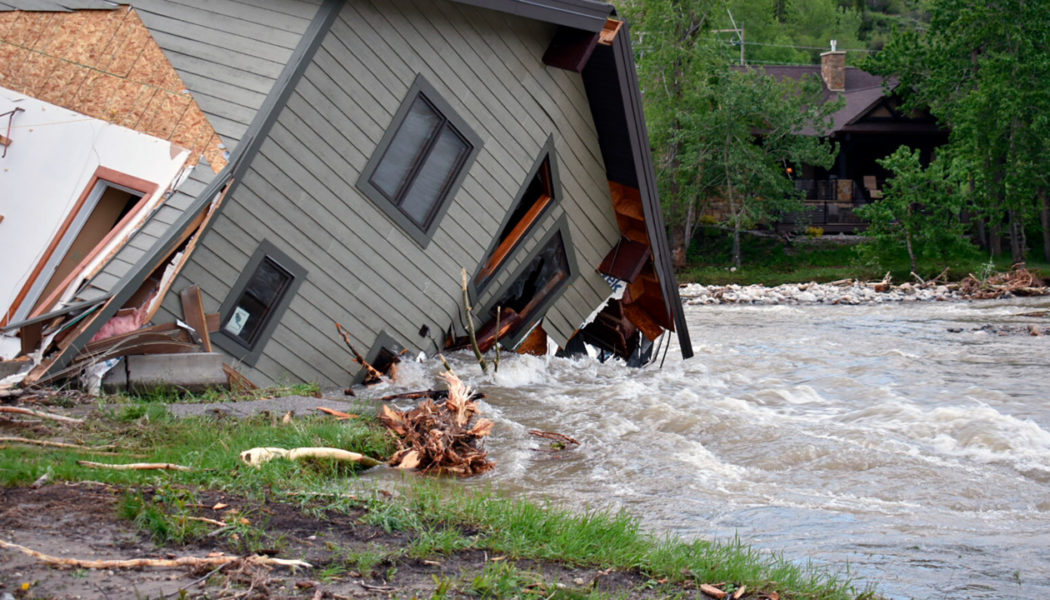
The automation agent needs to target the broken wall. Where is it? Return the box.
[0,87,191,330]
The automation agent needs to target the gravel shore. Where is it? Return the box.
[679,280,958,305]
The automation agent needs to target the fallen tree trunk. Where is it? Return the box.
[239,447,382,469]
[77,461,195,471]
[0,539,310,570]
[0,436,118,453]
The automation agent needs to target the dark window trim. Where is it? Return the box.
[354,330,406,384]
[478,215,579,349]
[356,74,482,248]
[214,240,307,367]
[471,135,561,297]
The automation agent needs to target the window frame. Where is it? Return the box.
[472,136,560,294]
[214,240,307,366]
[479,216,579,349]
[356,74,482,248]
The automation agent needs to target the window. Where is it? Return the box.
[357,75,481,246]
[485,223,574,345]
[475,140,558,291]
[215,241,306,365]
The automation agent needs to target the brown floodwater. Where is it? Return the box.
[370,296,1050,599]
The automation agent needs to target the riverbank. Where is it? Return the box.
[677,226,1050,287]
[0,385,873,600]
[680,279,956,305]
[681,266,1048,305]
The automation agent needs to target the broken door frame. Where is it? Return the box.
[3,167,158,326]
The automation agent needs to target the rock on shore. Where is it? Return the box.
[679,281,957,305]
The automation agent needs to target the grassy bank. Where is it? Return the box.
[0,389,878,600]
[680,227,1050,286]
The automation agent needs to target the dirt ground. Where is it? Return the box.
[0,483,651,600]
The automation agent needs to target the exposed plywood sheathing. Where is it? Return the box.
[0,8,226,171]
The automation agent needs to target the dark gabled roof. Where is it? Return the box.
[754,65,887,135]
[0,1,116,9]
[17,0,692,376]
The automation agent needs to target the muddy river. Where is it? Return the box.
[379,297,1050,599]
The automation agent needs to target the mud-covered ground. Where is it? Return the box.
[0,483,651,599]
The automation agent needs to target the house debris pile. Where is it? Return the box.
[379,371,495,476]
[957,266,1047,299]
[1,285,251,397]
[680,266,1048,306]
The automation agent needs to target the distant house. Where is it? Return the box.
[759,49,948,233]
[0,0,692,388]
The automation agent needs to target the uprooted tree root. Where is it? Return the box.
[379,372,495,476]
[959,265,1048,299]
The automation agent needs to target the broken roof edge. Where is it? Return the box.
[451,0,613,32]
[607,25,693,360]
[36,0,344,381]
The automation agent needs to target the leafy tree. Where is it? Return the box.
[704,68,840,267]
[855,146,975,274]
[622,0,840,268]
[866,0,1050,262]
[622,0,723,266]
[714,0,864,65]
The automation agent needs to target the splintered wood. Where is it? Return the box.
[378,372,495,476]
[959,265,1048,299]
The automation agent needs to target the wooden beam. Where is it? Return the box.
[598,19,623,45]
[179,285,212,352]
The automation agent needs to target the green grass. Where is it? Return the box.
[0,393,877,600]
[0,402,393,491]
[680,226,1050,286]
[106,381,322,405]
[380,484,875,600]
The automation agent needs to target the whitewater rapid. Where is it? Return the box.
[370,296,1050,599]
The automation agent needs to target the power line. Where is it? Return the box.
[714,36,873,53]
[744,40,874,52]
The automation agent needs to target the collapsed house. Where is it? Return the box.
[0,0,692,389]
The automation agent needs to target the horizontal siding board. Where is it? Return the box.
[168,59,275,100]
[89,270,121,292]
[139,218,173,240]
[226,0,320,21]
[252,118,469,291]
[132,0,306,47]
[213,182,406,337]
[135,11,301,60]
[134,0,322,150]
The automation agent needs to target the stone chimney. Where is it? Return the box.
[820,40,846,92]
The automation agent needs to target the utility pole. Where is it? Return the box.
[714,9,745,65]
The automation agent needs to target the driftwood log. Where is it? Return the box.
[239,447,381,469]
[76,461,195,471]
[0,539,310,570]
[0,406,83,424]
